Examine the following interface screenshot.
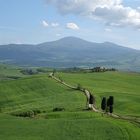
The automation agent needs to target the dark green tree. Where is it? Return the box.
[89,94,94,104]
[52,69,56,76]
[76,83,82,90]
[101,97,106,111]
[109,105,113,113]
[109,96,114,106]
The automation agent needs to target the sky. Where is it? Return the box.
[0,0,140,50]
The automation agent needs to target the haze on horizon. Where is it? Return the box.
[0,0,140,50]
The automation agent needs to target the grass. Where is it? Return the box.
[0,74,85,113]
[0,112,139,140]
[0,68,140,140]
[58,71,140,116]
[0,64,25,81]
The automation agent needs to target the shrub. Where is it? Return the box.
[11,111,33,118]
[58,77,63,82]
[52,69,56,76]
[20,69,38,75]
[53,107,65,112]
[32,109,41,115]
[11,109,42,118]
[7,76,20,79]
[76,84,82,90]
[36,68,48,73]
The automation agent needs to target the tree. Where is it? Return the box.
[76,83,82,90]
[89,94,94,104]
[107,96,114,114]
[107,96,114,106]
[109,105,113,113]
[52,69,56,76]
[59,76,63,82]
[101,96,114,114]
[20,69,38,75]
[109,96,114,106]
[101,97,106,111]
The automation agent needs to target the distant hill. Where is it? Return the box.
[0,36,140,71]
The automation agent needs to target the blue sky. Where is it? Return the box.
[0,0,140,50]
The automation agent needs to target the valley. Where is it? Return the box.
[0,65,139,140]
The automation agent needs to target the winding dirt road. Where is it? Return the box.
[49,73,98,112]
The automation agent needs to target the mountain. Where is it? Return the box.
[0,36,140,71]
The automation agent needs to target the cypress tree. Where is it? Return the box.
[109,96,114,106]
[101,97,106,111]
[109,105,113,113]
[89,94,94,104]
[102,96,114,113]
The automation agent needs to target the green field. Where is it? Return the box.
[0,113,139,140]
[0,67,140,140]
[0,64,25,81]
[58,72,140,116]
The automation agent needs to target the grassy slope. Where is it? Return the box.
[0,64,25,81]
[0,113,140,140]
[0,71,139,140]
[0,75,85,113]
[58,72,140,116]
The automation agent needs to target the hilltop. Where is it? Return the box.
[0,37,140,71]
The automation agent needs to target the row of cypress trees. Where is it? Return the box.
[101,96,114,114]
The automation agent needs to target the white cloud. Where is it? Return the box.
[46,0,122,15]
[137,7,140,11]
[93,5,140,29]
[51,22,59,27]
[42,20,49,27]
[46,0,140,29]
[42,20,60,28]
[66,22,79,30]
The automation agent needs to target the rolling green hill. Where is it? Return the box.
[0,70,140,140]
[58,71,140,117]
[0,64,26,82]
[0,75,85,113]
[0,113,139,140]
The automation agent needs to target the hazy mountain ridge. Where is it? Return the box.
[0,37,140,71]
